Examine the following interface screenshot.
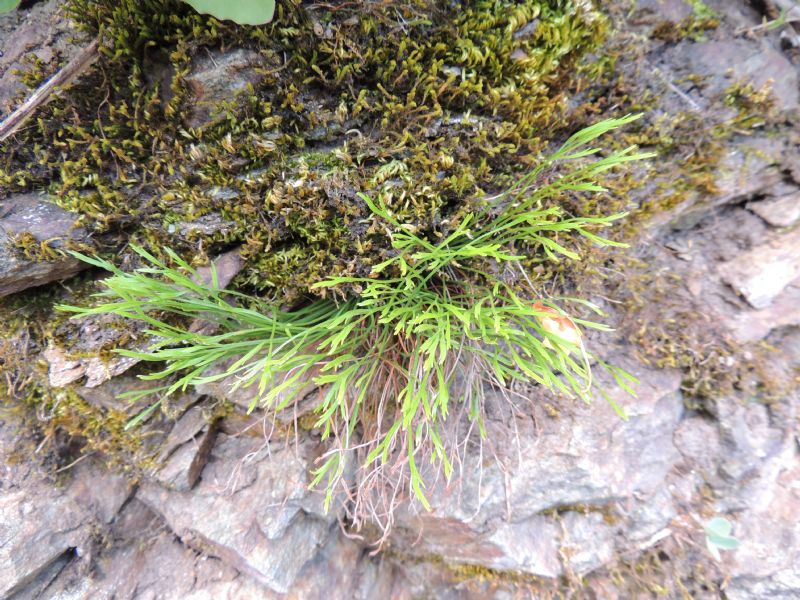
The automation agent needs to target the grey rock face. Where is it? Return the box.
[0,0,81,111]
[634,0,693,22]
[722,408,800,600]
[0,194,89,297]
[0,422,132,599]
[138,433,334,594]
[386,363,683,578]
[747,191,800,228]
[722,286,800,344]
[0,487,86,598]
[665,38,799,111]
[183,49,267,129]
[718,228,800,310]
[712,225,800,342]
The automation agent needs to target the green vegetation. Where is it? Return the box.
[704,517,739,562]
[1,0,782,511]
[183,0,275,25]
[0,0,20,14]
[687,0,717,20]
[1,0,613,303]
[0,1,787,595]
[0,0,644,507]
[60,115,650,509]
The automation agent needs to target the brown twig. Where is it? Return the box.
[0,38,100,143]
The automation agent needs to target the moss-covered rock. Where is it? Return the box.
[1,0,611,303]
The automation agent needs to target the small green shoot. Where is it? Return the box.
[704,516,740,561]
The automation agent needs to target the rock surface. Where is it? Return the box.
[718,228,800,309]
[2,0,800,598]
[183,49,267,129]
[137,434,334,594]
[0,0,81,112]
[747,191,800,228]
[0,422,132,599]
[388,364,683,578]
[0,194,90,297]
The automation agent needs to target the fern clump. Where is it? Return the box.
[60,115,651,526]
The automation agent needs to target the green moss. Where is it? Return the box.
[687,0,717,20]
[650,0,719,42]
[385,548,551,593]
[21,383,155,471]
[2,0,611,304]
[720,80,777,129]
[651,14,718,43]
[541,502,619,525]
[7,232,95,262]
[0,281,156,473]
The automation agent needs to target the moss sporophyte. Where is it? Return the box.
[59,115,654,512]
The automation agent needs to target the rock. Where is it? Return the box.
[634,0,693,23]
[65,461,132,526]
[0,421,132,599]
[137,433,337,594]
[0,0,81,111]
[697,394,799,592]
[390,361,684,578]
[54,495,393,600]
[773,0,800,22]
[74,374,162,412]
[157,405,209,463]
[485,511,616,578]
[673,416,722,477]
[717,228,800,309]
[656,137,784,232]
[0,487,86,598]
[193,247,244,290]
[7,548,79,600]
[116,513,242,598]
[177,212,237,238]
[195,361,321,417]
[153,441,200,493]
[4,0,800,595]
[724,428,800,599]
[486,516,562,577]
[45,247,247,390]
[80,499,249,600]
[715,400,786,486]
[721,283,800,343]
[43,344,86,388]
[43,332,145,389]
[284,528,396,600]
[558,511,616,575]
[0,194,90,297]
[665,39,799,112]
[183,49,267,129]
[747,191,800,228]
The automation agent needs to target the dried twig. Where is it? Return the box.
[0,38,100,142]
